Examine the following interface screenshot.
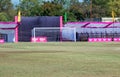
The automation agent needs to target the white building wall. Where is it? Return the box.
[102,17,120,22]
[0,29,15,42]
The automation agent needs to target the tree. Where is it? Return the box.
[17,0,90,21]
[40,1,63,16]
[0,0,15,21]
[108,0,120,17]
[92,0,110,17]
[0,12,9,21]
[0,0,13,12]
[81,0,91,18]
[18,0,65,16]
[66,0,84,21]
[69,4,84,21]
[83,0,110,18]
[51,0,71,9]
[19,0,41,16]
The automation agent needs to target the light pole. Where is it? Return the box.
[17,0,21,22]
[111,0,115,39]
[112,0,115,22]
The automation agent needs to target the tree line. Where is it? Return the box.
[0,0,119,22]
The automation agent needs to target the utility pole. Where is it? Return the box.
[112,0,115,22]
[18,0,21,22]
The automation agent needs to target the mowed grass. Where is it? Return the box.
[0,42,120,77]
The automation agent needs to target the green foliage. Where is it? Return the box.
[18,0,41,16]
[0,0,13,12]
[40,1,63,16]
[83,0,112,18]
[17,0,85,22]
[0,0,15,21]
[0,0,16,21]
[108,0,120,17]
[92,0,110,17]
[0,12,9,21]
[0,0,120,22]
[67,12,77,22]
[69,4,84,21]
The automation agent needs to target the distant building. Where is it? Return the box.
[102,17,120,22]
[84,18,101,22]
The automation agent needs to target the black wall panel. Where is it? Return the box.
[18,16,60,42]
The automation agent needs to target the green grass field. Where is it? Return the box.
[0,42,120,77]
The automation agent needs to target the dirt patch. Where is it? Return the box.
[0,50,66,54]
[0,53,8,58]
[107,43,120,47]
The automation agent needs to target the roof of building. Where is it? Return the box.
[0,22,17,29]
[107,22,120,28]
[64,22,89,28]
[85,22,111,28]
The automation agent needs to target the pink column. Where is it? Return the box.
[15,16,18,23]
[60,16,63,42]
[15,26,18,43]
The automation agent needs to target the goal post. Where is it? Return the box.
[31,27,76,42]
[62,27,76,42]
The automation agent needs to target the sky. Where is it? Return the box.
[11,0,19,5]
[11,0,83,5]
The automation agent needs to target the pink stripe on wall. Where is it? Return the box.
[15,26,18,43]
[0,39,4,44]
[15,16,19,42]
[88,22,112,24]
[67,22,89,24]
[0,22,16,24]
[88,38,112,42]
[67,22,112,24]
[114,38,120,42]
[31,37,47,43]
[60,16,63,42]
[60,16,63,29]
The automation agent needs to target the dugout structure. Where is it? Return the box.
[0,22,18,42]
[19,16,63,42]
[64,22,120,41]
